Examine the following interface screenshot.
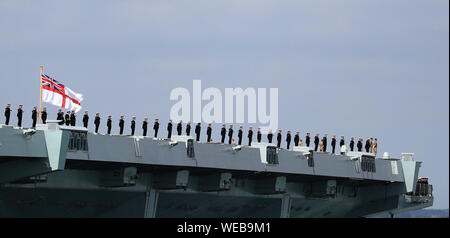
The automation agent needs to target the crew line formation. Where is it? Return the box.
[3,104,378,155]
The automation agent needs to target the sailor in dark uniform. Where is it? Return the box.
[17,105,23,127]
[107,116,112,135]
[365,138,371,152]
[207,123,212,142]
[357,138,363,152]
[277,130,282,148]
[220,124,226,143]
[153,119,159,137]
[167,120,173,139]
[82,111,89,128]
[142,117,148,136]
[322,134,328,152]
[257,128,262,143]
[294,132,300,147]
[331,135,337,154]
[314,133,320,151]
[247,127,253,146]
[238,126,243,145]
[228,125,233,144]
[131,116,136,136]
[186,121,191,136]
[41,107,48,124]
[267,129,273,143]
[195,122,201,142]
[32,106,37,128]
[4,104,11,125]
[306,132,311,147]
[57,109,64,125]
[65,111,70,126]
[119,116,125,135]
[286,131,292,149]
[177,120,183,136]
[349,137,355,151]
[70,110,76,126]
[340,136,345,150]
[94,113,101,133]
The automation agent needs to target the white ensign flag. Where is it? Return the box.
[41,73,83,112]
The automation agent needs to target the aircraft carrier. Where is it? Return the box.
[0,121,433,218]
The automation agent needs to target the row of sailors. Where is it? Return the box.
[4,105,378,154]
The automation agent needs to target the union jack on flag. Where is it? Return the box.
[41,73,83,112]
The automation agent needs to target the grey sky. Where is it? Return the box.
[0,0,448,208]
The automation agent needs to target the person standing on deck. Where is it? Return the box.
[94,113,101,133]
[220,124,226,143]
[142,117,148,136]
[4,104,11,125]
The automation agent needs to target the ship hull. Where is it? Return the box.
[0,124,433,218]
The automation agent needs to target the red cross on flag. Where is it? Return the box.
[40,72,83,113]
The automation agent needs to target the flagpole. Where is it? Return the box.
[39,65,43,124]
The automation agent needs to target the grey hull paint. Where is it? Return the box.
[0,124,433,217]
